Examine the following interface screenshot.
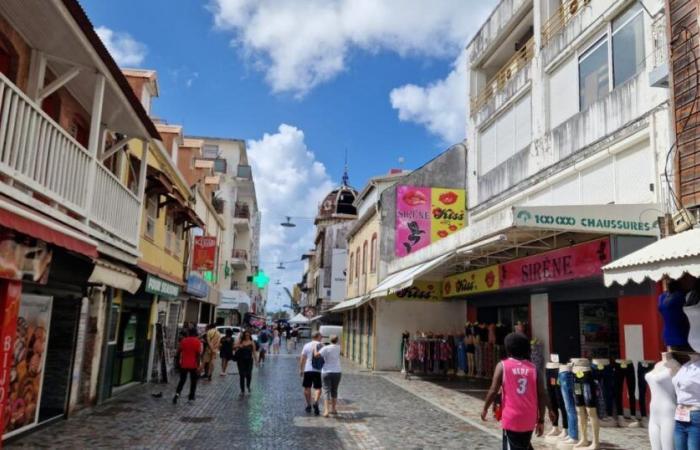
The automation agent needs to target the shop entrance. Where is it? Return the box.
[551,299,619,362]
[111,299,150,387]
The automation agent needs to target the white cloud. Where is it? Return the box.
[208,0,495,96]
[95,26,147,67]
[389,50,468,144]
[247,124,334,310]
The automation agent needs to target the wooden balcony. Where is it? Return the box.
[470,37,534,118]
[0,72,142,253]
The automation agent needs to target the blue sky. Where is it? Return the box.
[82,0,496,311]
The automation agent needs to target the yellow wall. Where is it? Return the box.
[346,212,380,299]
[128,139,188,282]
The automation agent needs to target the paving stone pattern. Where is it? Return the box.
[8,353,500,449]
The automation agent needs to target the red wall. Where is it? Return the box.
[467,304,477,322]
[617,294,664,360]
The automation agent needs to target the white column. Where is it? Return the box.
[27,49,47,101]
[84,74,105,217]
[530,293,550,359]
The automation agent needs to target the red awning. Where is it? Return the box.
[0,207,98,259]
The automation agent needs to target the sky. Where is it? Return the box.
[81,0,497,312]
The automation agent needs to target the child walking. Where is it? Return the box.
[481,332,552,450]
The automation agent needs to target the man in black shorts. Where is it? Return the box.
[299,332,323,415]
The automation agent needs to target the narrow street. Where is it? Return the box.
[8,352,500,449]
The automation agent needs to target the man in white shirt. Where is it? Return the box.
[299,332,323,415]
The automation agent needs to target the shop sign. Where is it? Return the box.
[442,265,499,298]
[500,238,611,289]
[387,280,442,301]
[0,235,52,283]
[512,204,660,237]
[396,186,466,257]
[0,281,21,438]
[192,236,217,271]
[3,294,52,438]
[185,273,209,298]
[145,275,180,298]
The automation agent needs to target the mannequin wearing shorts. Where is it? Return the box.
[572,359,600,449]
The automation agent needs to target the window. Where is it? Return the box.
[478,94,532,175]
[349,252,354,282]
[202,144,219,159]
[165,211,176,253]
[145,194,158,239]
[612,3,644,87]
[578,37,609,111]
[362,241,368,274]
[370,234,377,273]
[355,247,360,280]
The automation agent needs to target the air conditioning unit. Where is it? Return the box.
[673,208,697,233]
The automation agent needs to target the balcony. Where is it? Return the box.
[540,0,597,67]
[0,73,141,251]
[232,202,251,229]
[231,249,249,268]
[468,0,531,65]
[649,12,668,88]
[470,36,534,123]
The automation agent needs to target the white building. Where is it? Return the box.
[187,136,264,320]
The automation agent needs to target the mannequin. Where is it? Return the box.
[684,293,700,352]
[614,358,639,426]
[557,364,579,449]
[591,359,616,427]
[546,361,569,442]
[465,333,476,377]
[672,353,700,450]
[658,280,691,350]
[637,359,656,426]
[646,352,680,450]
[572,359,600,450]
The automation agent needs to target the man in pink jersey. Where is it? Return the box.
[481,332,553,450]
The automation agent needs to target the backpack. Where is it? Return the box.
[311,343,325,370]
[259,331,269,344]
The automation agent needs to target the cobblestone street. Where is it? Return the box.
[8,352,500,449]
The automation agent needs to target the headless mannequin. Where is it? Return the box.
[646,352,680,450]
[546,362,569,441]
[557,364,578,449]
[591,358,616,427]
[684,300,700,352]
[572,360,600,450]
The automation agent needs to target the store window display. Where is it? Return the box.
[672,353,700,450]
[645,353,680,450]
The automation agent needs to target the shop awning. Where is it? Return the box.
[146,166,174,195]
[371,252,454,299]
[603,228,700,286]
[289,313,310,324]
[0,201,98,258]
[328,296,370,313]
[88,259,141,293]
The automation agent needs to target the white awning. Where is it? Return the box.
[218,290,251,310]
[88,259,141,294]
[289,313,310,324]
[603,228,700,286]
[370,252,454,299]
[328,296,370,313]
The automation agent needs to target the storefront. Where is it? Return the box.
[0,228,96,439]
[217,289,250,326]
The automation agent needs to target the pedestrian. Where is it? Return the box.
[258,326,270,365]
[299,331,324,415]
[481,332,552,450]
[272,329,281,355]
[219,328,234,376]
[291,326,299,350]
[202,323,221,380]
[173,327,202,404]
[234,330,258,396]
[314,335,342,417]
[286,326,294,353]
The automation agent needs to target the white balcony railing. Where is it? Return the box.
[0,72,141,249]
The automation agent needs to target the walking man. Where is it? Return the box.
[299,332,323,415]
[173,328,202,404]
[202,323,221,380]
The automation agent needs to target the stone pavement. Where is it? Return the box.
[8,352,500,449]
[380,371,651,450]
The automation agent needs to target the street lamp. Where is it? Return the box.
[276,262,286,270]
[280,216,296,228]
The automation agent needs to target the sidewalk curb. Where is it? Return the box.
[381,374,501,440]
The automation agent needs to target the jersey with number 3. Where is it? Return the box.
[501,357,538,432]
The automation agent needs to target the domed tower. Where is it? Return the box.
[315,168,358,225]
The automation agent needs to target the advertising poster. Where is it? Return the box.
[442,265,499,298]
[500,238,611,289]
[3,294,52,438]
[0,281,21,437]
[387,281,442,301]
[192,236,217,271]
[396,186,466,257]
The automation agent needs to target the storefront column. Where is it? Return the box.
[530,293,550,359]
[68,296,89,412]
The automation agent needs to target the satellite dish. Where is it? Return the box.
[280,216,296,228]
